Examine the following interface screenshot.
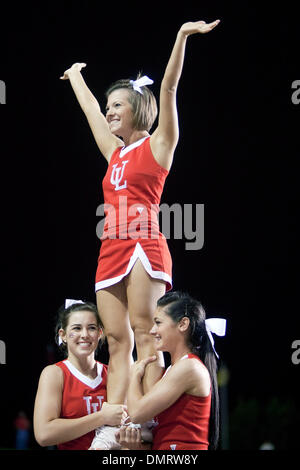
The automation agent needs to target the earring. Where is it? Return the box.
[58,336,67,346]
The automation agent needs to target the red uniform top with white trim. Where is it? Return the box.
[102,136,168,238]
[152,354,211,450]
[55,360,107,450]
[95,136,172,291]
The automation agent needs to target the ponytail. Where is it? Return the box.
[195,335,219,450]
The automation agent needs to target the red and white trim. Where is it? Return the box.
[63,360,104,389]
[95,241,172,292]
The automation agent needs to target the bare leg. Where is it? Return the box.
[96,282,134,404]
[125,259,166,394]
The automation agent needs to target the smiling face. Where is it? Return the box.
[150,307,180,352]
[59,310,102,360]
[105,88,134,137]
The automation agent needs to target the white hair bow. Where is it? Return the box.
[58,299,85,345]
[130,75,154,94]
[205,318,227,359]
[65,298,85,309]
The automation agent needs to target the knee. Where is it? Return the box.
[131,320,153,348]
[106,330,134,356]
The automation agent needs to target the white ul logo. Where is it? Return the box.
[110,160,129,191]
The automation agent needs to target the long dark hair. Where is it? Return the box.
[157,291,220,450]
[54,301,104,358]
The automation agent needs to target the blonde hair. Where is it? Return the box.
[105,73,158,132]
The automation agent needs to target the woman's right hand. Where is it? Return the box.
[130,355,157,381]
[60,62,87,80]
[99,402,128,427]
[115,425,144,450]
[179,20,220,37]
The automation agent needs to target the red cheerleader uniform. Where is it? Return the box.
[55,360,107,450]
[152,354,211,450]
[95,136,172,291]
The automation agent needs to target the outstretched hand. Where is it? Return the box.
[60,62,87,80]
[180,19,220,37]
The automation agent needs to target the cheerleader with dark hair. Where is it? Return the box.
[124,291,226,450]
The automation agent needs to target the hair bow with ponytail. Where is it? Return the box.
[205,318,227,359]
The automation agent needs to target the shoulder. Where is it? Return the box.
[149,131,176,172]
[171,356,206,376]
[39,364,64,386]
[169,356,210,396]
[186,357,210,380]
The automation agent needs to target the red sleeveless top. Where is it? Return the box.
[55,360,107,450]
[152,354,211,450]
[101,135,168,239]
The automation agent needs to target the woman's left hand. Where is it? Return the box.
[131,355,157,380]
[180,19,220,37]
[60,62,87,80]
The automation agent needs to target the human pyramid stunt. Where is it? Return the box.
[33,19,226,451]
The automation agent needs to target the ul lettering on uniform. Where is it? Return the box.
[110,160,129,191]
[83,396,105,414]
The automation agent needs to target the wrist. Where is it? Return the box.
[177,28,189,40]
[133,371,143,382]
[68,68,82,79]
[96,409,106,427]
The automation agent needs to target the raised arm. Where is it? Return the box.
[150,20,220,171]
[60,63,123,162]
[33,365,127,447]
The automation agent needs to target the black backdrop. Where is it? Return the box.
[0,0,298,452]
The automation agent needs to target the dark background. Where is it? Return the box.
[0,0,298,451]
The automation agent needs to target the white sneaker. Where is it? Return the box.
[89,425,122,450]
